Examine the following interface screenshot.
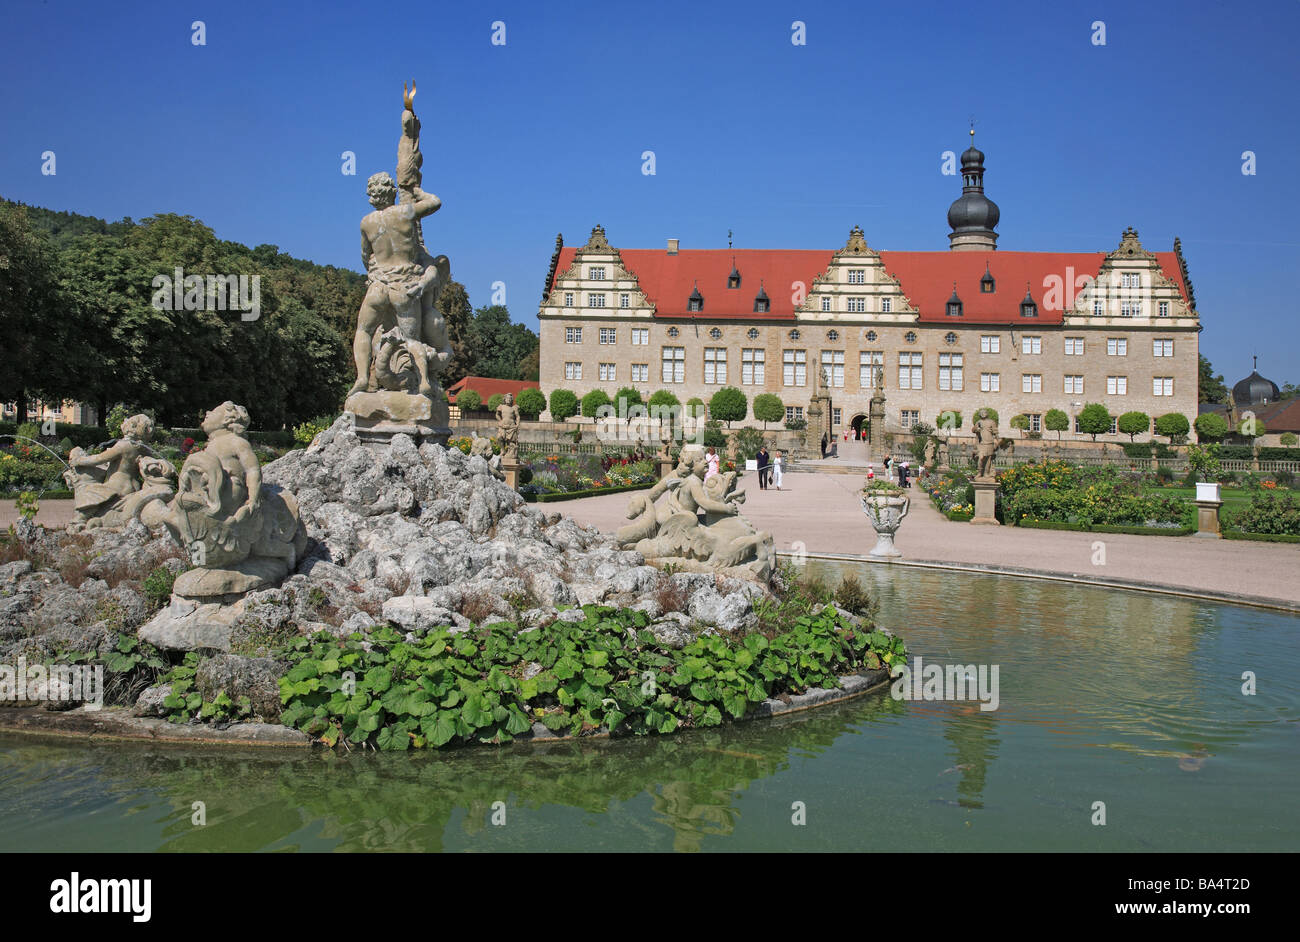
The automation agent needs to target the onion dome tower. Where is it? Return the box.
[1232,356,1281,407]
[947,128,1000,251]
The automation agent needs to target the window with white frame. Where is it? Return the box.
[588,293,606,308]
[820,296,832,312]
[1022,336,1042,354]
[703,348,727,384]
[742,348,765,385]
[1064,375,1084,394]
[1022,373,1042,393]
[785,405,804,422]
[661,346,684,383]
[563,291,574,307]
[860,351,883,389]
[630,328,648,345]
[980,372,1000,392]
[1158,301,1170,316]
[980,334,1000,354]
[1028,413,1041,432]
[881,297,892,313]
[565,326,582,343]
[1107,337,1127,356]
[620,293,630,308]
[938,352,963,391]
[1093,299,1104,316]
[821,350,845,387]
[599,327,616,344]
[630,363,648,383]
[898,352,922,389]
[599,362,616,382]
[1120,300,1142,317]
[1064,337,1085,356]
[847,269,866,285]
[900,409,920,428]
[783,349,807,387]
[589,266,606,281]
[832,407,842,426]
[564,361,582,380]
[1153,376,1174,396]
[1107,375,1127,395]
[847,297,866,313]
[1153,339,1173,357]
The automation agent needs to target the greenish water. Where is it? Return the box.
[2,565,1297,852]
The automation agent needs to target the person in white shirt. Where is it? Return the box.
[771,451,783,490]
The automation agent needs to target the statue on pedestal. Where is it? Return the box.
[496,392,520,462]
[973,409,1000,479]
[344,82,453,443]
[64,414,176,530]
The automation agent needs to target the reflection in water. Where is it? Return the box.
[1,565,1297,852]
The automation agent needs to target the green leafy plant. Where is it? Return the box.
[549,389,579,422]
[15,491,38,521]
[456,389,482,413]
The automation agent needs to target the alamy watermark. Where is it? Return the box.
[151,266,261,321]
[0,657,104,710]
[890,655,999,711]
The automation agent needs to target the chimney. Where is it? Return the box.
[666,238,679,255]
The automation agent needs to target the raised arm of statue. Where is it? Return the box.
[410,185,442,219]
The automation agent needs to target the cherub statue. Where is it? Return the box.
[64,413,176,529]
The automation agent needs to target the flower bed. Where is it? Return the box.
[926,473,974,519]
[519,451,658,498]
[999,461,1190,529]
[1225,491,1300,536]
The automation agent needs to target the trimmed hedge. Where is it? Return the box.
[946,510,973,522]
[1017,519,1195,536]
[524,481,656,503]
[1221,529,1300,543]
[0,421,111,450]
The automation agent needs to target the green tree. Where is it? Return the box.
[487,393,504,411]
[549,389,578,421]
[1194,412,1229,442]
[708,387,747,427]
[1009,414,1030,437]
[437,280,475,385]
[1238,416,1266,438]
[648,390,680,411]
[935,409,962,432]
[1076,403,1112,441]
[1154,412,1190,444]
[456,389,482,413]
[466,305,539,380]
[614,386,643,413]
[0,203,70,423]
[908,421,934,462]
[1044,408,1070,440]
[1280,432,1298,447]
[581,389,612,419]
[516,387,546,419]
[686,397,706,420]
[1117,410,1151,442]
[518,347,540,382]
[753,392,784,429]
[1199,353,1229,404]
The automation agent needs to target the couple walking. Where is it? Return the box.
[756,444,784,490]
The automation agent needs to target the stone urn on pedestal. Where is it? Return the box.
[860,480,909,557]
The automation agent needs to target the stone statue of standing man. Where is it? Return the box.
[344,81,453,442]
[974,408,999,479]
[496,392,520,461]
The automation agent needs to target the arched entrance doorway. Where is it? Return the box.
[850,413,868,440]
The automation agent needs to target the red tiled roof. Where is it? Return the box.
[549,246,1191,325]
[446,376,540,404]
[1253,398,1300,433]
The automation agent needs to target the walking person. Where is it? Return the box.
[819,431,828,459]
[883,454,892,482]
[756,444,770,490]
[705,446,720,481]
[771,450,784,490]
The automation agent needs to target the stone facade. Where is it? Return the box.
[537,155,1202,443]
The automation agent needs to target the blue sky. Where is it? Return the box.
[2,0,1297,385]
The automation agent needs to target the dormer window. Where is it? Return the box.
[980,264,995,293]
[727,266,741,289]
[946,284,963,317]
[754,284,770,313]
[1020,284,1038,318]
[688,283,703,312]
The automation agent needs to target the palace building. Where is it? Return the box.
[536,140,1201,441]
